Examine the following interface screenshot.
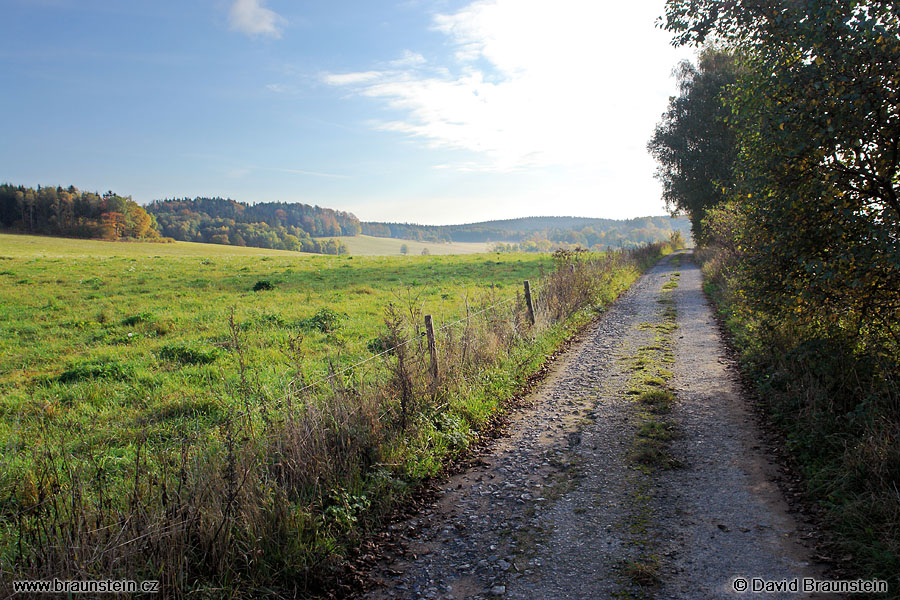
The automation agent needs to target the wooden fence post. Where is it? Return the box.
[524,280,535,326]
[424,314,439,392]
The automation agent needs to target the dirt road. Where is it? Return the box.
[363,251,823,599]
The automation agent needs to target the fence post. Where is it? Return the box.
[524,280,535,326]
[424,314,439,392]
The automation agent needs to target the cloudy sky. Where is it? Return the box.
[0,0,694,224]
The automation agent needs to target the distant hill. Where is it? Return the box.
[146,197,689,253]
[362,215,691,248]
[0,181,689,254]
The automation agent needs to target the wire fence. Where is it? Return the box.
[230,278,550,421]
[290,287,531,397]
[226,243,665,423]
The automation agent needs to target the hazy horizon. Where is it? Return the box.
[1,0,694,225]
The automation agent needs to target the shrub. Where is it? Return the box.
[253,280,274,291]
[366,336,391,354]
[298,308,343,333]
[122,312,154,326]
[159,343,219,365]
[699,240,900,584]
[56,359,133,383]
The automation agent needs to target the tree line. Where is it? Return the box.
[0,186,354,255]
[363,215,691,247]
[651,0,899,581]
[491,221,687,252]
[0,184,159,241]
[145,197,353,254]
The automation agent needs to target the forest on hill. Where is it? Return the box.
[145,197,357,254]
[0,184,159,241]
[362,215,691,249]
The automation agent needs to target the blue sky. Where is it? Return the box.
[0,0,694,224]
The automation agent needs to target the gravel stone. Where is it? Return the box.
[363,251,824,600]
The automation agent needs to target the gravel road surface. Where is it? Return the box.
[363,251,824,600]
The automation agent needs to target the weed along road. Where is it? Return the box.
[363,251,824,600]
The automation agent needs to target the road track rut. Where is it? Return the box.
[363,251,824,600]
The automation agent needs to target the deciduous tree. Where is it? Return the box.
[648,47,739,241]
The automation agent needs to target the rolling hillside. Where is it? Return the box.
[336,235,490,256]
[0,232,312,258]
[361,214,692,246]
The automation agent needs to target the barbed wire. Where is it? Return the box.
[230,280,548,419]
[227,245,646,422]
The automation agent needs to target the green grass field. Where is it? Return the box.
[0,232,491,259]
[0,233,549,457]
[0,232,668,596]
[336,234,491,255]
[0,232,310,258]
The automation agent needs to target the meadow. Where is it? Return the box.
[0,232,671,597]
[0,233,549,465]
[335,234,491,255]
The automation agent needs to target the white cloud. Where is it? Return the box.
[324,0,693,177]
[389,50,427,68]
[322,71,385,86]
[228,0,285,38]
